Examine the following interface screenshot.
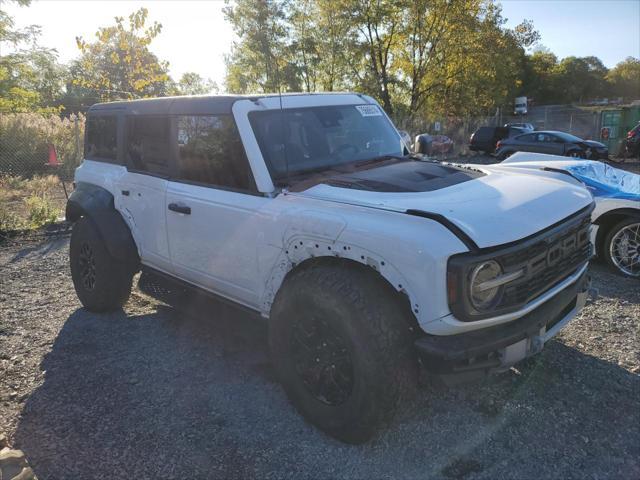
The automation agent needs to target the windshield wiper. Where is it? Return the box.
[335,154,414,172]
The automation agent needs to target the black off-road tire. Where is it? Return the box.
[70,216,134,311]
[602,217,640,279]
[269,261,418,444]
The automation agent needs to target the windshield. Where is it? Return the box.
[249,104,403,183]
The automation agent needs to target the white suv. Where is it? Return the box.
[67,93,594,443]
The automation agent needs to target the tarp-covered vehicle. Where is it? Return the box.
[500,153,640,278]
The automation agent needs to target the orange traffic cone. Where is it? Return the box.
[47,143,59,167]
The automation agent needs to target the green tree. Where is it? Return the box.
[308,0,355,92]
[0,0,66,112]
[403,1,538,117]
[73,8,172,101]
[176,72,219,95]
[224,0,299,93]
[554,56,608,103]
[607,57,640,101]
[223,0,541,119]
[521,49,560,104]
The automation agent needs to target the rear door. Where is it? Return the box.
[533,132,559,155]
[165,114,272,308]
[116,115,172,272]
[512,133,537,152]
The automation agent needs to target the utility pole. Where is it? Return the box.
[544,106,548,129]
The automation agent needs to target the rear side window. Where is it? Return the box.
[125,116,171,175]
[518,133,536,142]
[85,115,118,162]
[536,133,554,143]
[175,115,254,192]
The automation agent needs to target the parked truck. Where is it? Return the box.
[514,96,528,115]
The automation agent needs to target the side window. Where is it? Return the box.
[175,115,254,192]
[519,133,535,142]
[85,115,118,162]
[125,116,171,174]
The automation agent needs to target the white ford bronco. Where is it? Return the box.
[67,93,594,443]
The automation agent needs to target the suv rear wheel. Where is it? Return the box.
[70,216,135,311]
[269,261,418,443]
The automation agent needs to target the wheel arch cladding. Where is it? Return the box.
[594,208,640,256]
[66,182,140,266]
[266,250,420,332]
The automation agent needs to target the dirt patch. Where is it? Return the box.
[0,234,638,479]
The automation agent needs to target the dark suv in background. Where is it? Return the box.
[469,126,527,154]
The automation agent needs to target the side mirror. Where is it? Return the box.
[414,134,433,155]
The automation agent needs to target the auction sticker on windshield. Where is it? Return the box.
[355,105,383,117]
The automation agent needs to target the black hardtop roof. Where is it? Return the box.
[87,92,362,116]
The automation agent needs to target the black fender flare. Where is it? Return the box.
[592,208,640,257]
[66,182,140,266]
[593,208,640,225]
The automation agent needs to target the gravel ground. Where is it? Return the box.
[0,233,639,480]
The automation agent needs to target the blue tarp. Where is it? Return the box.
[565,163,640,201]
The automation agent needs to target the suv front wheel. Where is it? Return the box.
[70,216,135,311]
[269,261,418,443]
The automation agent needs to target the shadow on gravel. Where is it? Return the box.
[13,301,640,480]
[8,237,68,264]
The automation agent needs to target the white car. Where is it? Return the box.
[67,93,594,443]
[500,152,639,278]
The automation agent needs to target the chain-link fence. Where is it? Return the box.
[395,112,503,157]
[394,104,607,157]
[0,112,85,181]
[0,113,85,233]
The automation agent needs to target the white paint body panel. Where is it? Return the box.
[75,94,594,338]
[493,154,639,247]
[294,166,592,248]
[74,161,171,272]
[495,154,639,220]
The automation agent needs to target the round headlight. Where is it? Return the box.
[470,260,503,310]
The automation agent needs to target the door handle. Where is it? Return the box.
[121,190,130,196]
[168,203,191,215]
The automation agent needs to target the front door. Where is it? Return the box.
[164,114,274,308]
[166,183,271,307]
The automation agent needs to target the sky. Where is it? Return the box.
[3,0,640,91]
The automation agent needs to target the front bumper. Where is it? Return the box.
[415,268,592,374]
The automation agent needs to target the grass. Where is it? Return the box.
[0,175,64,232]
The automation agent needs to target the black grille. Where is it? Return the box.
[447,203,594,322]
[498,213,592,307]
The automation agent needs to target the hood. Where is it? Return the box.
[583,140,607,149]
[291,163,593,249]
